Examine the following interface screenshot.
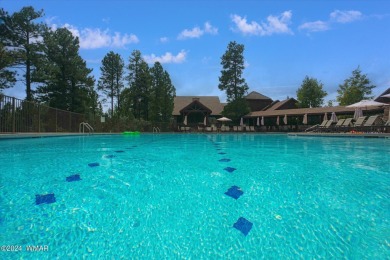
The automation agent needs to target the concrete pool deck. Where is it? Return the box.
[288,132,390,138]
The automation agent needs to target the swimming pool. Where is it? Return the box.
[0,134,389,258]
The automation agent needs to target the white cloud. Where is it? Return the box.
[160,37,169,43]
[231,11,293,36]
[178,22,218,40]
[143,50,187,64]
[299,10,363,33]
[298,21,329,32]
[178,27,203,39]
[330,10,362,23]
[47,20,138,49]
[204,22,218,34]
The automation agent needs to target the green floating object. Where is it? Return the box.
[122,131,140,135]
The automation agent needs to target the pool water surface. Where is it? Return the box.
[0,134,389,258]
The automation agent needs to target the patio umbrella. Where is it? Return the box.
[240,117,244,126]
[203,116,207,125]
[183,115,187,126]
[276,116,280,126]
[261,116,265,126]
[323,112,328,121]
[353,107,363,120]
[302,114,308,125]
[381,94,390,98]
[217,117,232,122]
[347,100,388,119]
[346,99,388,108]
[256,117,260,126]
[283,114,287,125]
[330,112,338,122]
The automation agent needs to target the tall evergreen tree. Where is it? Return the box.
[34,28,95,113]
[0,6,47,100]
[150,62,176,122]
[218,41,249,102]
[126,50,151,120]
[337,66,376,106]
[0,42,16,91]
[98,51,124,117]
[296,76,327,108]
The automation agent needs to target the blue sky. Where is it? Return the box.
[2,0,390,107]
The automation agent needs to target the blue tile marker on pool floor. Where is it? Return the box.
[224,167,236,173]
[233,217,253,236]
[35,193,56,205]
[225,186,243,199]
[66,174,81,182]
[88,162,100,167]
[219,158,231,162]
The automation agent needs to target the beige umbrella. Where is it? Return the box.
[276,116,280,126]
[203,116,207,125]
[261,116,265,126]
[217,117,232,122]
[256,117,260,126]
[330,112,338,122]
[323,112,328,121]
[303,114,308,125]
[347,100,388,119]
[283,114,287,125]
[381,94,390,98]
[183,115,187,125]
[240,117,244,126]
[353,107,363,120]
[347,99,388,108]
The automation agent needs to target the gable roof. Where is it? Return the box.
[266,98,298,110]
[245,91,272,100]
[173,96,224,116]
[374,88,390,103]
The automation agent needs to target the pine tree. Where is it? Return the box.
[35,28,95,113]
[150,62,176,122]
[98,51,124,117]
[0,6,47,100]
[218,41,249,102]
[126,50,151,120]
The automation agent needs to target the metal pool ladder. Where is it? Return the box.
[79,122,94,134]
[153,127,160,133]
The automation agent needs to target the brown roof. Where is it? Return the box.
[266,98,297,110]
[173,96,225,116]
[375,88,390,104]
[245,91,272,100]
[245,105,384,118]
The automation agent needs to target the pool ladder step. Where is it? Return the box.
[153,127,160,133]
[79,122,94,134]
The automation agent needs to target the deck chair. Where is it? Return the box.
[342,118,354,127]
[334,119,345,127]
[362,115,382,132]
[354,116,366,127]
[233,126,238,132]
[225,126,231,132]
[318,120,328,127]
[249,126,255,132]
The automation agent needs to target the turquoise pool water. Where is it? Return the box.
[0,134,389,259]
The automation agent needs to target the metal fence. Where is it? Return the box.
[0,94,85,133]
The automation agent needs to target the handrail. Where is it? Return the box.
[79,122,94,134]
[152,127,160,133]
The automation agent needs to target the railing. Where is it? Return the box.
[152,126,160,133]
[0,94,85,133]
[79,122,94,134]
